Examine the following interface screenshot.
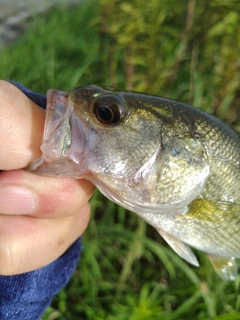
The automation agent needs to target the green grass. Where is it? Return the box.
[1,0,240,319]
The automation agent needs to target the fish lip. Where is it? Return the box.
[44,89,70,137]
[37,89,87,171]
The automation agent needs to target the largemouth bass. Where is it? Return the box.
[30,85,240,280]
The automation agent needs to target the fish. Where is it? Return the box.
[29,85,240,280]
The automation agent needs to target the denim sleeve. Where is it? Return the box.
[0,82,82,319]
[0,239,82,320]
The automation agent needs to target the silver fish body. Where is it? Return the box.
[30,85,240,280]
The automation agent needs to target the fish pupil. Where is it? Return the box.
[96,105,114,122]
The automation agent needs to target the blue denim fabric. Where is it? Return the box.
[0,239,82,320]
[0,83,82,319]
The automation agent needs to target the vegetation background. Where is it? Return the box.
[1,0,240,319]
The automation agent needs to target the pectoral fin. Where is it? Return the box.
[207,254,238,281]
[157,229,199,267]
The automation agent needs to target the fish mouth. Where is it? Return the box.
[29,89,87,177]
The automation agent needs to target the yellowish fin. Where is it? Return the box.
[207,254,238,281]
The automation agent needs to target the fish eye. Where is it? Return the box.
[93,94,125,124]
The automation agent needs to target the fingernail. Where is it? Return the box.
[0,185,36,215]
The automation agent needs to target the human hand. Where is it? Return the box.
[0,80,94,275]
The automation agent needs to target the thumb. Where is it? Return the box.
[0,80,45,170]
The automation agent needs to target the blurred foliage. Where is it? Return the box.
[1,0,240,127]
[1,0,240,319]
[93,0,240,127]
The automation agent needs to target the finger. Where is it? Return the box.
[0,80,45,169]
[0,202,91,275]
[0,169,95,218]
